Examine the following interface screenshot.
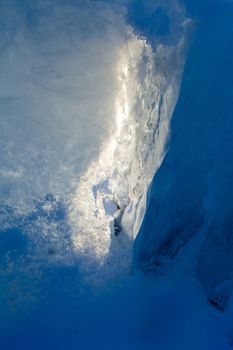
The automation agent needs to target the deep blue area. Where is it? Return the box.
[0,229,27,260]
[136,0,233,308]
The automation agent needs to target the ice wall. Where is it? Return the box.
[67,0,190,282]
[0,0,190,283]
[0,0,125,216]
[135,0,233,312]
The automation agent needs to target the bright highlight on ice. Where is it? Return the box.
[0,1,188,283]
[69,35,187,282]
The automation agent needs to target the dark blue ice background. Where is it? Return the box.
[1,0,233,349]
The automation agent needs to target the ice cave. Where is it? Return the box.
[0,0,233,349]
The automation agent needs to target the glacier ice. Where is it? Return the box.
[135,0,233,314]
[1,1,233,350]
[0,0,189,283]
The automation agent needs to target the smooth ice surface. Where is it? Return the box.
[135,0,233,343]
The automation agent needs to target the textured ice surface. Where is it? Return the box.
[1,1,233,350]
[0,0,189,283]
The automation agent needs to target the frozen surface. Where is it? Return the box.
[1,0,233,349]
[0,0,189,282]
[136,0,233,318]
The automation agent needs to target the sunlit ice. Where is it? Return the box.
[0,0,188,285]
[2,2,233,350]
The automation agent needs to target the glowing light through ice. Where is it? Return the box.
[69,42,137,281]
[0,1,189,285]
[68,27,188,283]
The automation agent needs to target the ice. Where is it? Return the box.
[1,1,233,349]
[0,0,189,282]
[136,0,233,314]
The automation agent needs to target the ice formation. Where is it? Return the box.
[0,0,189,283]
